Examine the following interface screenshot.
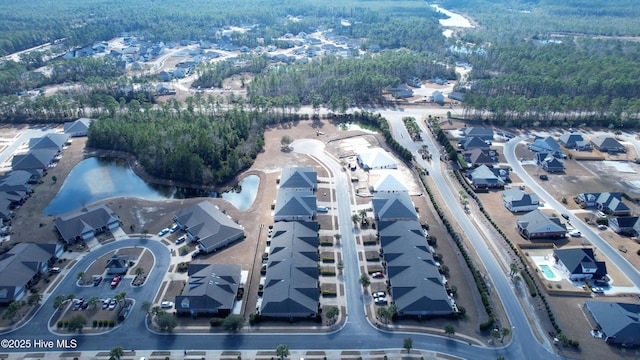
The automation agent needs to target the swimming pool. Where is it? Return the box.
[540,264,556,279]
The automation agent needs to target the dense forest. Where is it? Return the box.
[87,106,265,185]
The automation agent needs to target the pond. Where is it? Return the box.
[43,158,260,215]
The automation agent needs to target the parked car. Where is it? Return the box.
[49,267,61,273]
[569,230,582,237]
[93,275,103,286]
[108,299,117,310]
[102,298,111,309]
[111,274,121,287]
[157,228,170,237]
[597,224,607,230]
[596,211,607,218]
[160,301,174,309]
[374,296,388,305]
[539,174,549,180]
[169,224,179,233]
[371,272,384,279]
[191,249,202,259]
[72,299,83,310]
[591,287,604,294]
[175,235,186,245]
[562,213,570,220]
[372,291,385,298]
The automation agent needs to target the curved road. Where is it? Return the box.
[2,117,569,359]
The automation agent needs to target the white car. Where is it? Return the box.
[108,299,117,310]
[160,301,174,309]
[569,230,582,237]
[597,224,607,230]
[591,287,604,294]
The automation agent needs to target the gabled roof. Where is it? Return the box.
[28,133,70,150]
[372,192,417,221]
[461,137,489,150]
[468,165,504,186]
[531,136,561,153]
[516,210,566,233]
[558,133,584,146]
[274,190,316,218]
[609,216,640,228]
[378,220,453,315]
[54,204,120,243]
[174,201,244,250]
[586,301,640,346]
[0,243,59,301]
[372,172,408,192]
[11,149,58,170]
[591,136,624,150]
[279,167,317,190]
[502,188,539,207]
[597,192,630,213]
[463,149,493,165]
[357,149,396,169]
[176,263,241,313]
[105,254,129,270]
[461,127,493,138]
[260,221,319,317]
[554,248,606,277]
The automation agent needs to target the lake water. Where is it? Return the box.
[430,4,474,38]
[43,158,259,215]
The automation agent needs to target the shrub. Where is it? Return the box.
[108,320,115,327]
[57,321,63,328]
[249,313,261,325]
[209,317,224,327]
[93,320,98,327]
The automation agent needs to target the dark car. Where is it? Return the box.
[93,276,103,286]
[562,213,570,220]
[539,174,549,180]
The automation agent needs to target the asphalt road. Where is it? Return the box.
[2,115,569,359]
[503,136,640,289]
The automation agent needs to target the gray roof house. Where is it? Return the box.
[279,167,317,191]
[516,210,567,239]
[174,201,244,254]
[357,149,397,170]
[596,192,631,216]
[467,165,504,189]
[260,221,319,319]
[54,204,120,244]
[372,192,417,221]
[608,216,639,235]
[175,263,241,316]
[529,136,563,157]
[105,254,130,275]
[28,133,70,151]
[502,188,540,213]
[378,220,454,316]
[11,149,58,171]
[458,137,490,151]
[462,149,495,168]
[585,301,640,346]
[0,242,63,304]
[553,248,607,281]
[535,153,565,173]
[591,136,625,153]
[273,189,317,222]
[430,90,445,103]
[559,133,590,150]
[460,127,494,140]
[389,84,413,99]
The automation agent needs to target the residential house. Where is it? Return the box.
[502,188,539,213]
[105,254,130,274]
[596,192,631,216]
[585,301,640,346]
[460,127,494,141]
[378,220,454,317]
[174,201,245,254]
[529,136,563,157]
[156,84,176,96]
[273,190,317,222]
[467,165,504,189]
[54,204,120,244]
[448,92,465,102]
[279,167,317,192]
[175,263,241,317]
[0,242,63,304]
[357,149,397,170]
[516,210,567,239]
[591,136,625,153]
[462,149,495,168]
[64,118,92,137]
[372,192,418,221]
[458,137,490,151]
[535,153,565,173]
[260,221,319,319]
[389,84,413,99]
[28,133,70,151]
[608,216,639,235]
[407,76,422,88]
[430,90,445,103]
[11,149,58,171]
[559,133,590,150]
[553,248,607,281]
[370,171,408,193]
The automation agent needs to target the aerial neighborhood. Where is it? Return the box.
[0,0,640,359]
